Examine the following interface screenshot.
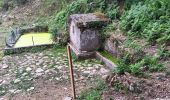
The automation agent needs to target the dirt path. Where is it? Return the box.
[0,48,110,100]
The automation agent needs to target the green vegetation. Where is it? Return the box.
[100,50,119,64]
[0,0,169,97]
[116,55,165,77]
[79,79,106,100]
[121,0,170,45]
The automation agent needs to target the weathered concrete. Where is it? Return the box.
[69,13,110,58]
[96,52,117,70]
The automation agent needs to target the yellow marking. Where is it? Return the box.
[14,33,53,48]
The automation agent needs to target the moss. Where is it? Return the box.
[100,50,119,64]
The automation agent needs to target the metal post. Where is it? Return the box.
[67,45,76,99]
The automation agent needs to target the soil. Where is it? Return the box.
[0,48,109,100]
[103,72,170,100]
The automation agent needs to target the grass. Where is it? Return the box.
[100,50,119,64]
[79,79,107,100]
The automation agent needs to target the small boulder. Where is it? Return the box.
[100,68,109,74]
[14,79,21,84]
[36,68,44,73]
[63,97,72,100]
[26,67,32,72]
[2,64,8,69]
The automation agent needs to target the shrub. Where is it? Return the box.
[129,60,145,76]
[121,0,170,44]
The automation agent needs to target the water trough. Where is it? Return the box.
[4,26,54,54]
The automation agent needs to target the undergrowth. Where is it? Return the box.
[79,79,107,100]
[121,0,170,45]
[116,55,165,77]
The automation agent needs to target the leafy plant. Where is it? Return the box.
[129,60,145,76]
[143,56,165,72]
[157,45,170,59]
[116,61,129,75]
[121,0,170,44]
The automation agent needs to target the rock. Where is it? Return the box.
[87,67,93,70]
[14,79,21,84]
[0,98,4,100]
[87,64,92,67]
[83,71,91,74]
[63,87,68,90]
[94,65,100,69]
[1,80,7,85]
[89,69,97,75]
[0,80,3,83]
[36,73,43,77]
[39,53,43,56]
[58,66,63,69]
[43,65,48,68]
[56,62,60,65]
[26,67,32,71]
[2,64,8,69]
[63,97,72,100]
[22,72,28,76]
[55,77,60,81]
[27,87,35,92]
[129,83,142,93]
[9,89,17,93]
[15,90,22,93]
[36,68,44,73]
[100,68,109,74]
[102,75,108,80]
[45,70,50,74]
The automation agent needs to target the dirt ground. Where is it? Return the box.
[103,71,170,100]
[0,48,109,100]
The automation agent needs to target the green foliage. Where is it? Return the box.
[47,0,120,44]
[121,0,170,44]
[79,80,106,100]
[100,51,119,64]
[129,60,145,76]
[157,45,170,59]
[116,60,129,75]
[116,54,165,77]
[114,81,128,92]
[143,56,165,72]
[100,23,117,38]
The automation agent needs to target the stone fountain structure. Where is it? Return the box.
[68,13,110,59]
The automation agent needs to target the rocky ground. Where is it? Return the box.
[0,48,110,100]
[103,72,170,100]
